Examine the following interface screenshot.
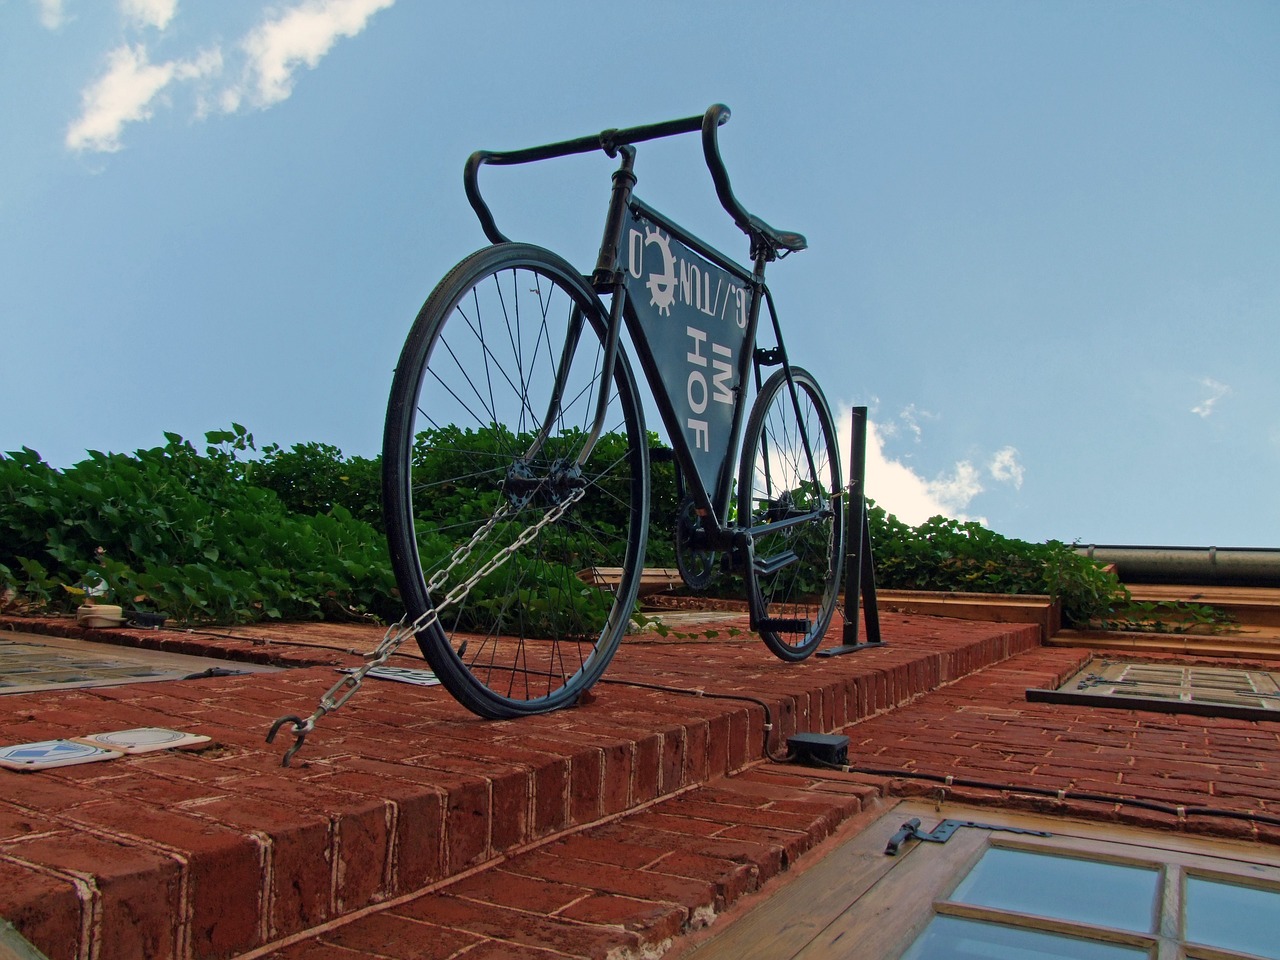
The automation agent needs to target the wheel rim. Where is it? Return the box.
[386,250,646,715]
[740,370,842,658]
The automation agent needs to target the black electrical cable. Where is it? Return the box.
[599,678,794,763]
[169,626,370,657]
[594,678,1280,832]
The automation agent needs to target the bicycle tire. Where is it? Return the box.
[737,367,844,661]
[382,243,649,718]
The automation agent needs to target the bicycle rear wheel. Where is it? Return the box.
[737,367,843,661]
[383,243,648,718]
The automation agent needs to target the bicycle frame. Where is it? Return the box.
[615,195,767,546]
[464,104,822,554]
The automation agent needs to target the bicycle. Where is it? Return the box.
[381,104,845,720]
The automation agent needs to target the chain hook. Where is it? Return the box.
[266,714,313,767]
[265,485,586,766]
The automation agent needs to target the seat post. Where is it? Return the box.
[592,146,638,289]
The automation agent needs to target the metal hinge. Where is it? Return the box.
[885,818,1052,856]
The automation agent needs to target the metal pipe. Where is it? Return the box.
[1074,545,1280,587]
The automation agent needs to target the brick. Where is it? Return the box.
[567,748,603,825]
[209,774,392,913]
[714,822,815,867]
[3,831,181,960]
[556,892,685,943]
[179,795,331,940]
[533,756,570,837]
[69,799,264,958]
[440,775,492,873]
[648,849,759,905]
[632,734,662,804]
[656,797,827,834]
[660,727,684,795]
[548,836,667,870]
[393,893,642,958]
[398,756,522,857]
[432,938,571,960]
[314,912,481,959]
[310,769,447,893]
[506,853,715,919]
[0,858,83,960]
[16,611,1280,960]
[448,867,588,914]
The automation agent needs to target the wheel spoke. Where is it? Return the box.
[383,246,647,717]
[739,368,842,661]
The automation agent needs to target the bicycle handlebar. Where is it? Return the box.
[463,104,750,247]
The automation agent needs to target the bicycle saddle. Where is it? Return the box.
[748,214,807,256]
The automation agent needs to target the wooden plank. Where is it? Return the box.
[680,826,902,960]
[790,821,989,960]
[875,590,1061,641]
[681,802,987,960]
[576,566,683,597]
[1049,629,1280,660]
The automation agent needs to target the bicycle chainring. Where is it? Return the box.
[674,496,718,591]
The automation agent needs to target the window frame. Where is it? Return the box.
[1027,658,1280,721]
[677,801,1280,960]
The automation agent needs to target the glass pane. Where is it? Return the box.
[898,915,1149,960]
[949,848,1158,932]
[1185,876,1280,959]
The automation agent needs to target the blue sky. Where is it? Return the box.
[2,0,1277,547]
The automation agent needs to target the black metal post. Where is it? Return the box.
[819,406,883,656]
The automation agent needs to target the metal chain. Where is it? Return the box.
[267,486,586,765]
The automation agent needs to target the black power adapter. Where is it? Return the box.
[787,732,850,767]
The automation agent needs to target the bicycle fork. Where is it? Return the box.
[522,146,638,473]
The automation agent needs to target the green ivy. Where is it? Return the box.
[0,428,1230,633]
[0,427,397,624]
[866,502,1233,633]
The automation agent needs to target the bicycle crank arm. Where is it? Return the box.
[754,549,799,576]
[755,616,813,634]
[744,508,831,540]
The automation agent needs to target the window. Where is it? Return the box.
[677,803,1280,960]
[1027,658,1280,720]
[899,819,1280,960]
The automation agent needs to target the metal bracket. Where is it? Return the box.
[885,817,1051,856]
[754,346,784,367]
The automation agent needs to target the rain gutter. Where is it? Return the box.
[1074,545,1280,587]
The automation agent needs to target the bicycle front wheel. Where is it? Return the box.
[738,367,844,661]
[382,243,648,718]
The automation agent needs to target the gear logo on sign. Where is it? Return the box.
[643,226,677,315]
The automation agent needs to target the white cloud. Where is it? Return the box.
[223,0,395,111]
[898,403,932,443]
[62,0,393,151]
[878,402,934,444]
[65,43,220,153]
[65,45,177,153]
[925,461,985,517]
[121,0,178,30]
[838,406,986,526]
[989,446,1024,489]
[1192,377,1230,418]
[37,0,67,29]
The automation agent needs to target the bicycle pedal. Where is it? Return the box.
[757,617,811,634]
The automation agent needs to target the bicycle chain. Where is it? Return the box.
[267,486,586,765]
